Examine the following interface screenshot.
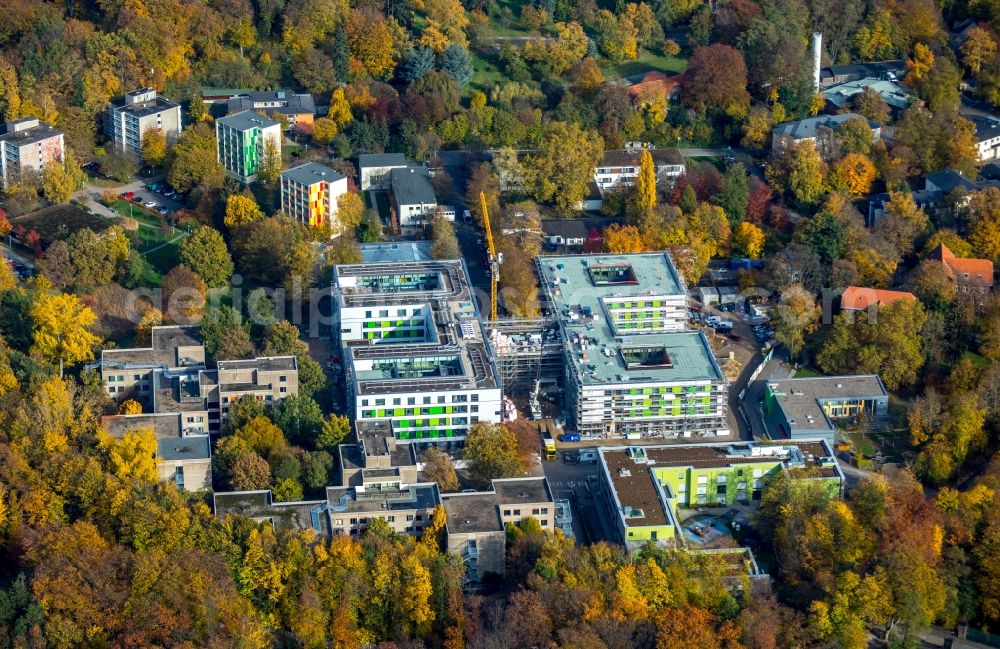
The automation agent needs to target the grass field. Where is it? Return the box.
[107,200,185,279]
[10,204,112,246]
[600,49,688,81]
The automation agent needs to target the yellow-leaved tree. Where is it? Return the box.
[118,399,143,415]
[30,292,100,377]
[97,427,158,483]
[733,221,766,259]
[224,194,265,229]
[635,148,657,213]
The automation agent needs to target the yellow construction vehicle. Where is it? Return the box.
[479,191,501,321]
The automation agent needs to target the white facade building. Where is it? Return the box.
[333,260,502,450]
[105,88,183,158]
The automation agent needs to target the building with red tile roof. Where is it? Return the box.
[927,244,993,302]
[625,71,682,104]
[840,286,917,312]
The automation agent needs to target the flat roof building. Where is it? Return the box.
[216,110,281,184]
[389,166,438,227]
[763,375,889,444]
[537,253,729,439]
[100,412,212,491]
[0,117,64,186]
[105,88,183,158]
[91,326,298,432]
[280,162,349,231]
[442,477,555,582]
[227,90,315,135]
[333,260,501,451]
[599,440,843,549]
[214,477,442,537]
[358,152,407,190]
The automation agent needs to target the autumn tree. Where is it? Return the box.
[771,284,820,359]
[141,127,167,167]
[423,447,459,492]
[134,308,162,346]
[962,27,997,75]
[682,44,750,116]
[98,427,158,482]
[875,191,930,258]
[167,123,224,192]
[31,292,100,376]
[161,265,207,324]
[317,414,351,451]
[830,153,876,196]
[225,194,265,229]
[604,224,646,253]
[733,221,765,259]
[41,151,83,205]
[118,399,143,415]
[463,421,521,483]
[258,137,282,184]
[634,148,657,213]
[179,226,234,288]
[788,140,827,206]
[524,121,604,214]
[430,215,461,259]
[817,298,926,389]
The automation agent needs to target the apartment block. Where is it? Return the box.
[600,441,843,548]
[537,253,729,438]
[105,88,182,158]
[215,110,281,183]
[332,260,501,451]
[280,162,348,230]
[763,375,889,444]
[0,117,64,186]
[443,478,555,582]
[226,90,315,135]
[101,413,211,491]
[92,326,297,432]
[593,147,685,194]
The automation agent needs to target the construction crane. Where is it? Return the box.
[479,191,501,321]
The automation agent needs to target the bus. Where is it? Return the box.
[544,438,557,462]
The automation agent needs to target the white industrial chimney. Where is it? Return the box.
[812,32,823,92]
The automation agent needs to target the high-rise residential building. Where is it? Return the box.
[0,117,64,186]
[537,252,730,439]
[332,260,502,452]
[215,110,281,183]
[280,162,348,230]
[104,88,182,158]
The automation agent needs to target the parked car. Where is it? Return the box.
[131,196,143,203]
[122,191,135,200]
[144,200,157,208]
[158,208,170,215]
[562,452,580,464]
[462,209,472,222]
[560,432,581,443]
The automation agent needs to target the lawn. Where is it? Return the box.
[600,49,688,81]
[962,350,989,369]
[468,51,507,97]
[107,200,185,278]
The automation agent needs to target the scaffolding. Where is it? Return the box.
[488,317,564,395]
